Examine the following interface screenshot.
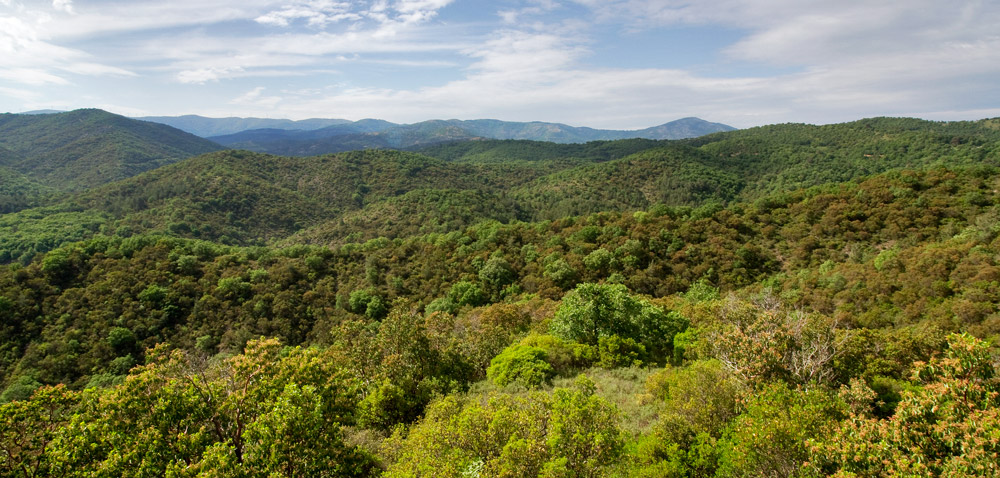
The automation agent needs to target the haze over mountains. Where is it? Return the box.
[138,114,736,156]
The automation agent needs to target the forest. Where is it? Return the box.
[1,111,1000,477]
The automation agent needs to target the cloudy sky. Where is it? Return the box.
[1,0,999,128]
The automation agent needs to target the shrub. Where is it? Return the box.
[487,345,554,388]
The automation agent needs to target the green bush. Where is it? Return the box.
[487,345,554,388]
[107,327,136,355]
[596,335,646,368]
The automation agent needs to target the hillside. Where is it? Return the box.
[0,109,223,191]
[136,114,366,137]
[1,117,998,263]
[2,115,1000,477]
[508,117,1000,218]
[0,165,50,214]
[207,117,735,156]
[2,164,1000,476]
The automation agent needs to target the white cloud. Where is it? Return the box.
[0,14,135,86]
[230,86,282,109]
[3,0,998,128]
[52,0,73,14]
[255,1,360,27]
[0,85,41,103]
[0,67,69,85]
[177,66,245,84]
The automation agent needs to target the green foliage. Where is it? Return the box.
[550,283,685,362]
[348,288,388,320]
[5,117,1000,476]
[487,345,554,388]
[40,338,372,477]
[106,327,136,355]
[0,385,78,477]
[448,280,485,308]
[478,253,514,299]
[595,335,646,368]
[0,375,43,403]
[137,284,168,305]
[384,375,623,478]
[811,333,1000,477]
[545,375,624,477]
[518,334,595,376]
[716,382,844,478]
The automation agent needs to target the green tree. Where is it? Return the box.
[810,333,1000,477]
[716,382,844,478]
[550,283,685,362]
[543,375,624,478]
[0,385,79,478]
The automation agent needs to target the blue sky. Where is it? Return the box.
[1,0,999,129]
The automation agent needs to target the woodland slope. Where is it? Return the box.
[1,115,1000,478]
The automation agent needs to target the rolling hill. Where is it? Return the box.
[5,114,1000,478]
[206,117,736,156]
[1,115,998,262]
[135,114,387,137]
[0,109,223,192]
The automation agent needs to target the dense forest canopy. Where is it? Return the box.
[1,114,999,477]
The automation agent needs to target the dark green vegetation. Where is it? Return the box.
[205,117,735,155]
[2,115,1000,477]
[0,165,50,214]
[0,109,222,194]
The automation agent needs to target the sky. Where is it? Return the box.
[1,0,999,129]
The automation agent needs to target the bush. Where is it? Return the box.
[518,334,594,375]
[107,327,137,355]
[487,345,554,388]
[596,335,646,368]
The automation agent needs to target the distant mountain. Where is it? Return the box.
[207,117,736,156]
[0,109,223,192]
[18,109,65,115]
[137,115,369,137]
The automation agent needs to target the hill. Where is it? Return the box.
[207,117,735,156]
[4,116,1000,478]
[72,148,571,244]
[0,165,51,214]
[2,116,999,262]
[136,114,385,137]
[0,109,223,191]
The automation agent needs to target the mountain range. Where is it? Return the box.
[2,110,998,264]
[139,115,736,156]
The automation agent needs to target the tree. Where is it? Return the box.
[716,382,844,478]
[44,339,372,477]
[0,385,79,478]
[550,283,686,362]
[810,333,1000,477]
[543,375,624,478]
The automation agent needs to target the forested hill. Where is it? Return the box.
[3,114,1000,477]
[2,116,999,263]
[0,109,223,192]
[135,114,360,137]
[206,117,735,155]
[3,164,1000,476]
